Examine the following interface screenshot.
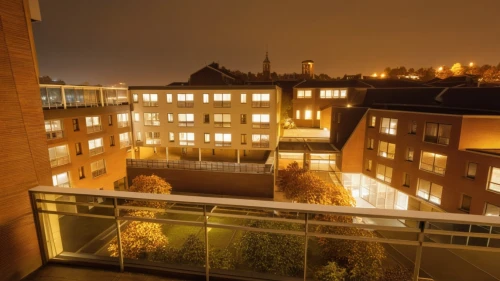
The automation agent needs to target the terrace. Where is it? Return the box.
[30,186,500,281]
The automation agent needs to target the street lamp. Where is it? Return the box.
[438,66,443,72]
[469,62,474,67]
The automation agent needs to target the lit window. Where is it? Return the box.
[369,116,376,128]
[252,134,270,148]
[168,113,174,123]
[395,191,409,210]
[144,113,160,126]
[169,132,174,142]
[119,133,130,148]
[460,194,472,213]
[179,132,195,146]
[142,93,158,107]
[132,94,138,103]
[485,203,500,216]
[91,159,106,178]
[204,133,210,143]
[85,116,102,133]
[146,132,161,145]
[420,151,447,175]
[215,133,231,147]
[424,122,451,145]
[241,93,247,104]
[297,90,312,98]
[376,164,392,183]
[320,89,333,99]
[166,94,172,104]
[317,111,320,120]
[417,179,443,205]
[340,89,347,98]
[178,113,194,127]
[78,166,85,179]
[88,138,104,156]
[296,110,301,119]
[203,93,209,104]
[378,141,396,159]
[134,113,140,122]
[252,93,270,107]
[45,119,63,139]
[365,159,372,171]
[52,172,70,188]
[367,138,374,150]
[214,93,231,107]
[380,117,398,135]
[177,93,194,108]
[117,113,129,128]
[304,110,312,120]
[487,167,500,193]
[333,90,340,98]
[466,162,477,179]
[48,145,70,168]
[409,121,417,134]
[252,114,270,128]
[136,132,142,142]
[214,114,231,127]
[406,147,414,161]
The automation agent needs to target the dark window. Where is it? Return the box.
[241,114,247,124]
[75,142,82,155]
[466,162,477,179]
[409,121,417,134]
[108,115,113,126]
[403,173,411,187]
[203,114,210,124]
[241,134,247,144]
[73,118,80,131]
[460,194,472,213]
[79,166,85,179]
[424,122,451,145]
[110,135,115,146]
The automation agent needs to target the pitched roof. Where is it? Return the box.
[294,79,370,88]
[362,78,428,88]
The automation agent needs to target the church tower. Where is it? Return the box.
[263,51,271,80]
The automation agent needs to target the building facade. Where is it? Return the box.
[41,85,133,191]
[327,87,500,216]
[127,85,282,198]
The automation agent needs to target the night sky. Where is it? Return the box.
[33,0,500,86]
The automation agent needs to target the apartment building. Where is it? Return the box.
[41,84,133,191]
[127,84,281,198]
[327,87,500,216]
[292,78,427,128]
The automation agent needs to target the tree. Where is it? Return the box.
[128,174,172,209]
[315,261,347,281]
[435,66,453,79]
[239,220,304,276]
[109,175,173,259]
[451,63,465,76]
[39,75,65,85]
[108,211,168,259]
[382,265,412,281]
[279,162,355,207]
[482,67,500,82]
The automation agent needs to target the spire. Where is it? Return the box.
[263,51,270,63]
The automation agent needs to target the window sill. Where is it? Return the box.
[458,208,470,214]
[402,184,410,188]
[463,176,475,181]
[408,132,416,135]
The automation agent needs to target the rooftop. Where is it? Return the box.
[466,148,500,157]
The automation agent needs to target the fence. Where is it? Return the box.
[126,158,272,174]
[30,186,500,281]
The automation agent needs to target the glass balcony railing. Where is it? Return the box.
[30,186,500,281]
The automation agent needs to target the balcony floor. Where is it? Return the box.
[23,264,192,281]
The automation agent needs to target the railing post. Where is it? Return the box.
[114,198,124,272]
[413,221,426,281]
[204,205,210,281]
[303,213,309,281]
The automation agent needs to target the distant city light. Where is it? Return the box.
[381,73,386,78]
[438,66,443,72]
[372,73,378,77]
[469,62,474,67]
[347,104,352,108]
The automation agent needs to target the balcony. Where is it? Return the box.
[46,130,64,140]
[213,101,231,108]
[89,146,104,157]
[30,186,500,281]
[50,156,70,168]
[252,101,270,108]
[87,125,102,134]
[177,100,194,108]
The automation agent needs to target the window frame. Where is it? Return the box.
[487,167,500,193]
[380,117,398,135]
[378,141,396,159]
[424,122,451,145]
[214,133,232,147]
[376,164,393,183]
[416,178,443,205]
[419,151,447,176]
[144,113,161,126]
[214,113,231,128]
[252,93,270,107]
[252,114,270,129]
[251,134,270,148]
[177,93,194,108]
[142,93,158,107]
